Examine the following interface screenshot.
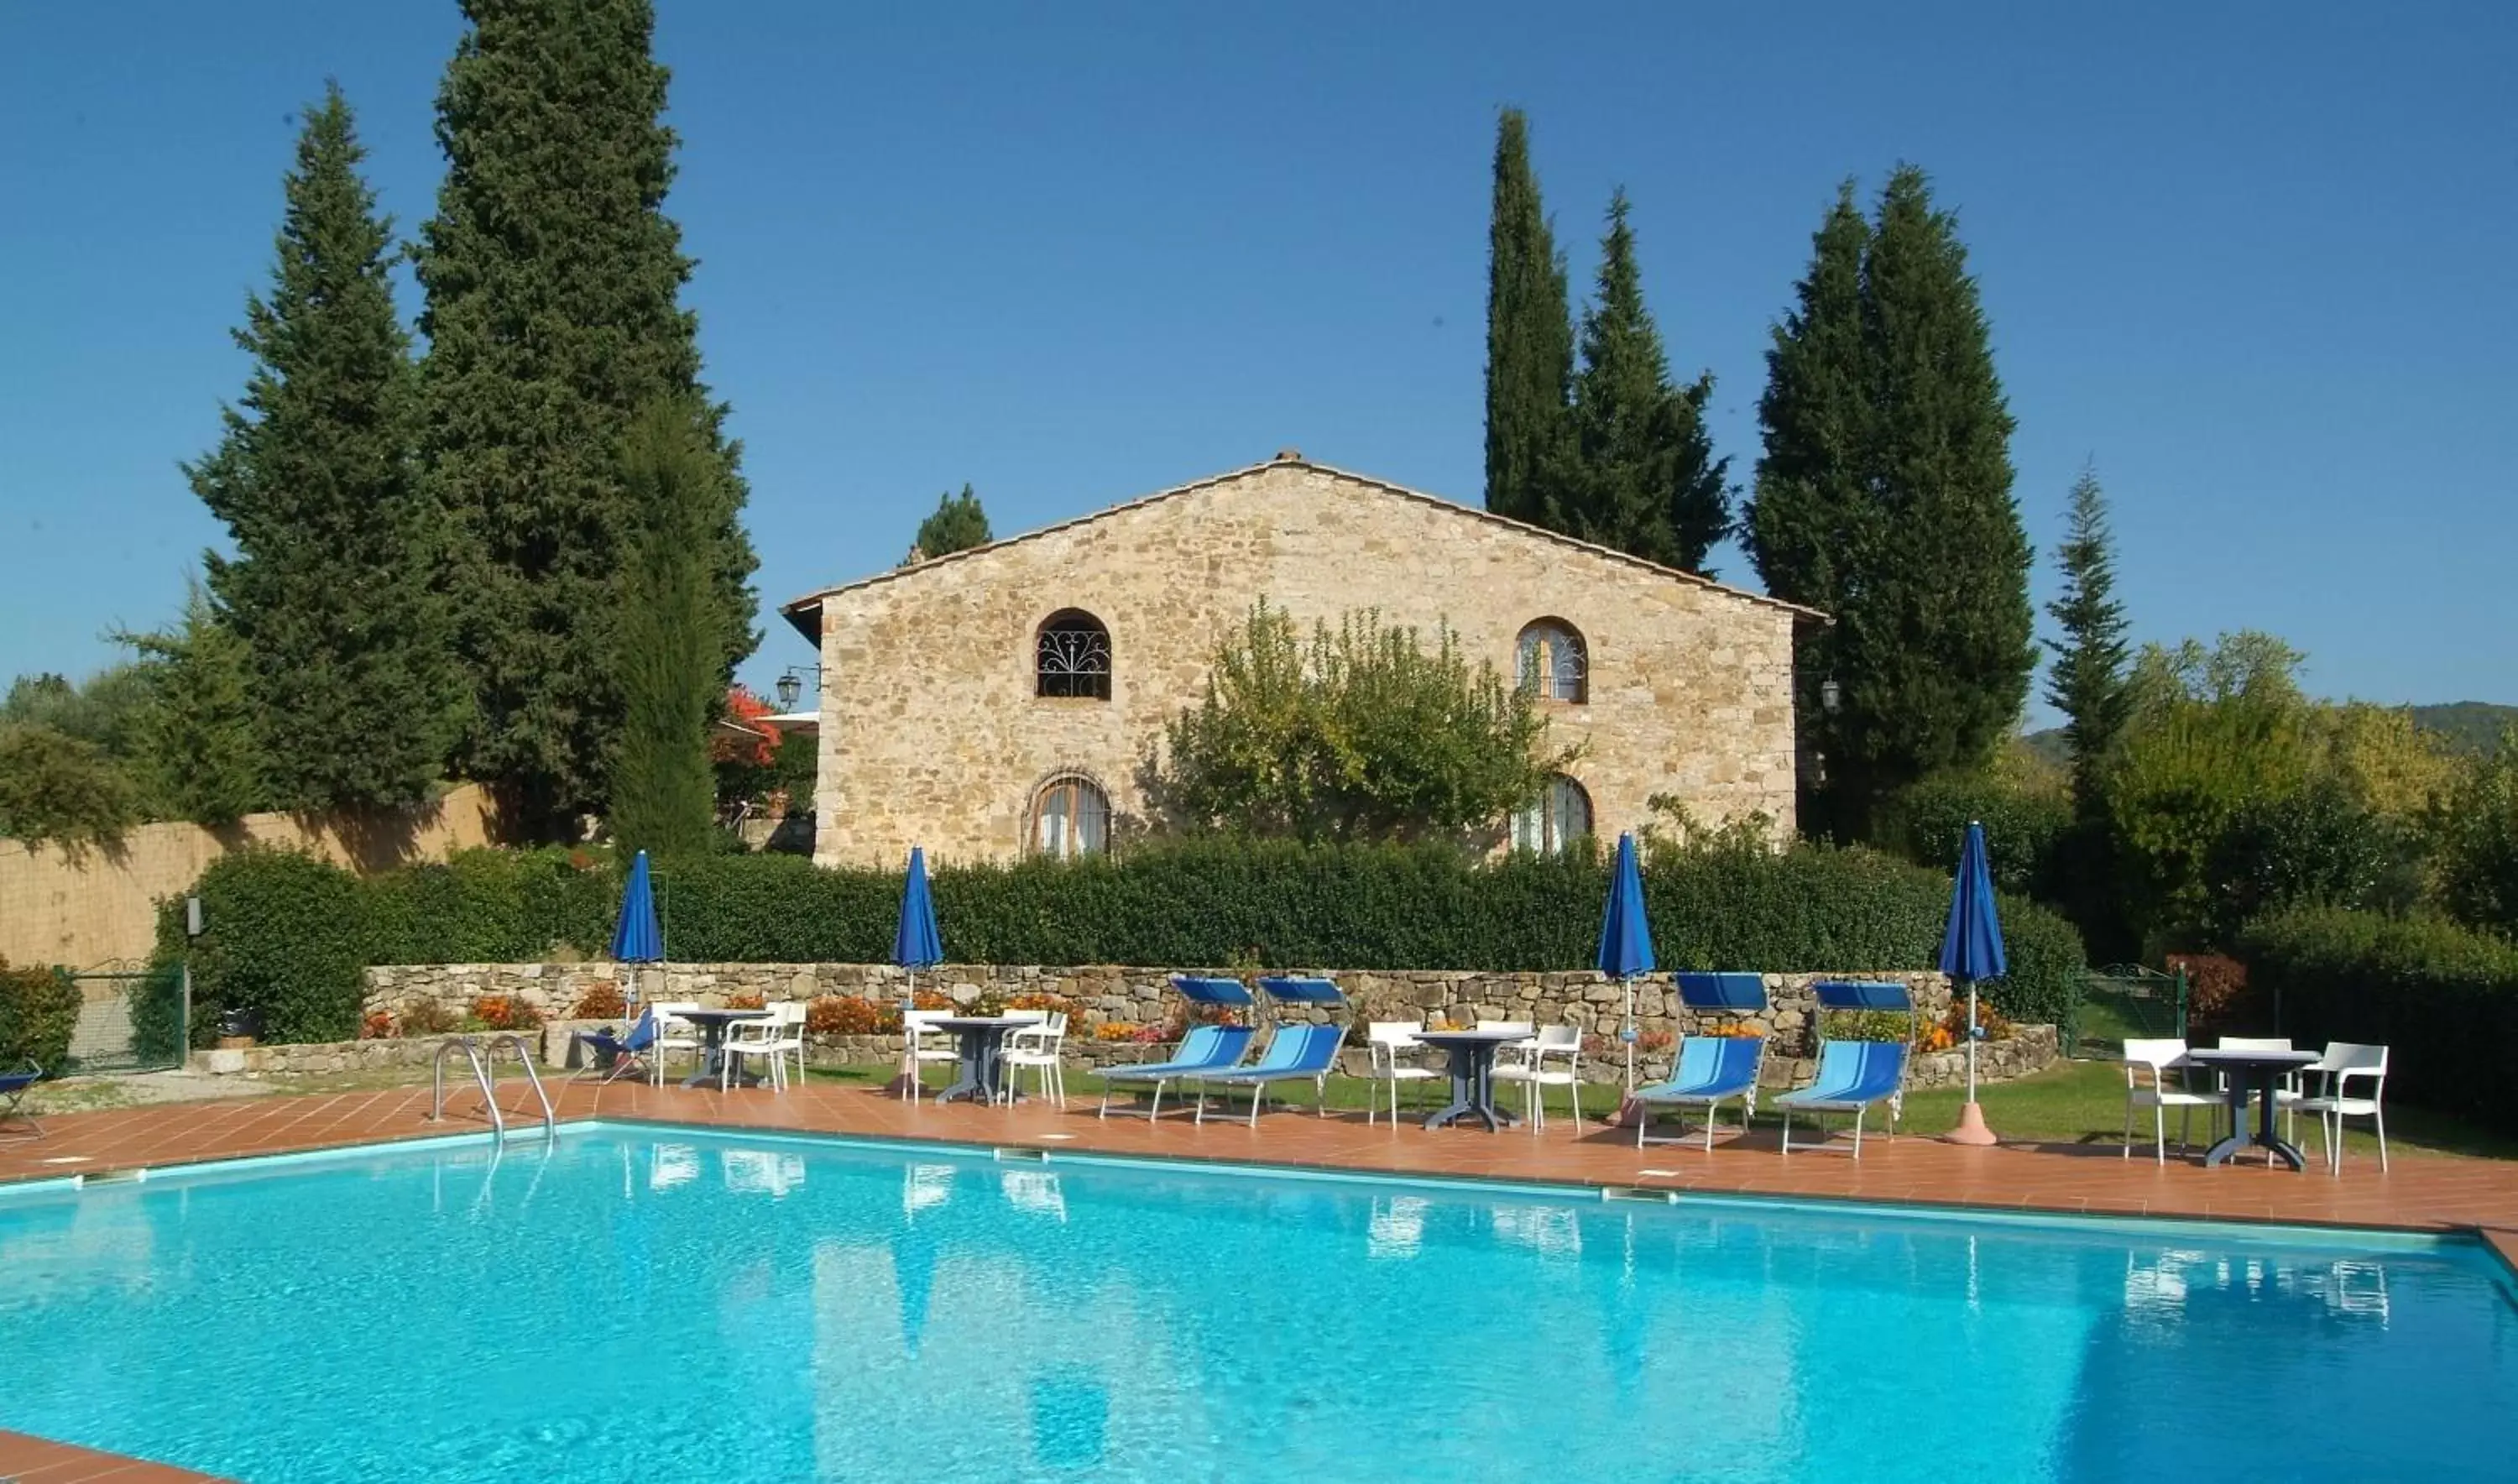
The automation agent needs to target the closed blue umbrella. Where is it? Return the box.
[892,848,943,1098]
[1938,821,2006,1144]
[1596,832,1655,1093]
[610,849,664,1008]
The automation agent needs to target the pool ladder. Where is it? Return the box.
[430,1033,556,1142]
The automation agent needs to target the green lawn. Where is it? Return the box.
[812,1056,2516,1162]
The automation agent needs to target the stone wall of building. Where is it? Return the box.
[794,459,1806,865]
[358,961,2057,1090]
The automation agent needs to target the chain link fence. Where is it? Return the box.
[63,964,189,1074]
[2072,964,2186,1058]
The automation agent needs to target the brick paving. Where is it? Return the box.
[4,1078,2515,1479]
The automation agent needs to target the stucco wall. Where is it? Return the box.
[801,459,1805,866]
[0,782,500,968]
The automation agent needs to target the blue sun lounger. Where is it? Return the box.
[1775,980,1915,1158]
[1097,976,1256,1121]
[0,1058,41,1140]
[1633,972,1769,1150]
[1195,976,1350,1126]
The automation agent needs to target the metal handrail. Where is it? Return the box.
[431,1037,503,1136]
[482,1032,556,1140]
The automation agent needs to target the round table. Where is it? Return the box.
[673,1008,772,1089]
[1412,1028,1534,1131]
[2182,1047,2321,1170]
[933,1016,1033,1105]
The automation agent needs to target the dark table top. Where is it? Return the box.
[2181,1047,2319,1069]
[1412,1028,1538,1048]
[933,1015,1034,1031]
[673,1008,771,1026]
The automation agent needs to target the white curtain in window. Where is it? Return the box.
[1033,779,1110,859]
[1512,775,1591,854]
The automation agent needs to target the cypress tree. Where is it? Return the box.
[1554,191,1730,572]
[2045,465,2133,817]
[417,0,759,835]
[188,83,461,813]
[609,400,723,860]
[1747,168,2032,839]
[1481,108,1572,522]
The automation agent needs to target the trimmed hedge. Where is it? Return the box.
[158,838,2086,1047]
[2240,907,2518,1132]
[0,959,81,1074]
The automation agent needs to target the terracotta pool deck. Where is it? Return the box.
[4,1079,2515,1481]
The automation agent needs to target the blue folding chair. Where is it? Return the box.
[0,1058,43,1140]
[1196,976,1350,1126]
[572,1008,661,1087]
[1633,971,1770,1149]
[1775,980,1916,1158]
[1098,976,1257,1121]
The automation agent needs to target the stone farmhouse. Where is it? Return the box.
[777,453,1819,868]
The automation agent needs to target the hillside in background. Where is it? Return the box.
[2410,703,2518,754]
[2022,701,2515,766]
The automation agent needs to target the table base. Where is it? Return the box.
[2204,1079,2305,1171]
[1424,1053,1518,1131]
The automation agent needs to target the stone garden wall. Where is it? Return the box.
[353,961,2056,1090]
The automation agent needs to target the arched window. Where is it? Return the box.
[1517,619,1588,703]
[1031,774,1110,859]
[1036,610,1111,699]
[1512,774,1592,855]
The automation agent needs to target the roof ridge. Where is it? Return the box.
[779,457,1826,638]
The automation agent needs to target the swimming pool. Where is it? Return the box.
[1,1126,2511,1482]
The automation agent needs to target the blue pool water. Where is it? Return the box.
[1,1127,2513,1482]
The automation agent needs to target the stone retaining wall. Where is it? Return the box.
[357,962,2057,1090]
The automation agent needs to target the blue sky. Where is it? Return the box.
[3,2,2511,719]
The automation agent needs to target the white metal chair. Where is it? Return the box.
[2293,1042,2390,1174]
[2122,1038,2218,1163]
[900,1009,960,1101]
[1363,1022,1443,1126]
[1491,1024,1584,1131]
[725,1003,805,1092]
[1001,1011,1068,1106]
[646,1001,703,1087]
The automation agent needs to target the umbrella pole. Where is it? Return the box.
[889,970,919,1100]
[1623,975,1637,1093]
[1946,978,1998,1146]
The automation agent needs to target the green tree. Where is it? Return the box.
[2434,733,2518,938]
[1744,183,1872,833]
[609,400,724,860]
[1549,191,1730,572]
[0,724,139,850]
[2043,466,2133,818]
[1746,168,2033,839]
[417,0,759,835]
[188,83,461,813]
[912,483,992,559]
[121,589,267,826]
[3,668,153,764]
[1481,107,1573,523]
[1148,603,1571,844]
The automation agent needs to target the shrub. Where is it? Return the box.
[399,1000,459,1037]
[0,959,81,1074]
[1877,770,2071,897]
[568,982,627,1020]
[359,1008,395,1041]
[157,836,2087,1044]
[2432,737,2518,938]
[806,995,897,1037]
[2239,907,2518,1131]
[468,995,543,1032]
[155,848,368,1046]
